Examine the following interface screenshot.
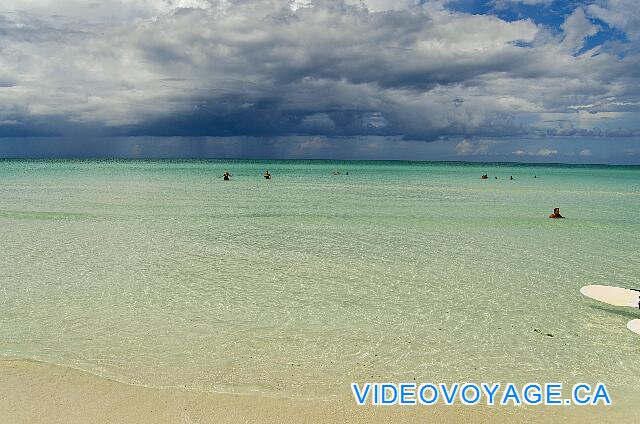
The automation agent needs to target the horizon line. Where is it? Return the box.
[0,157,638,167]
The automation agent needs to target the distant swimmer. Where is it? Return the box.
[222,171,232,181]
[510,176,514,180]
[549,207,564,219]
[333,170,341,175]
[534,175,537,178]
[481,174,488,179]
[263,170,271,180]
[494,176,498,180]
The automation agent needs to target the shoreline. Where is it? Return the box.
[1,359,637,423]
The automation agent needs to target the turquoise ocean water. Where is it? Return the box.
[0,160,639,400]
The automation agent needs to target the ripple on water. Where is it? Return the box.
[0,160,638,399]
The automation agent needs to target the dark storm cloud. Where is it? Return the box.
[0,0,639,145]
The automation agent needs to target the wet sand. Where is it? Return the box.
[1,360,637,424]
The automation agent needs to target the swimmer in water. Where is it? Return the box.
[263,170,271,180]
[222,171,232,181]
[549,207,564,219]
[510,176,514,180]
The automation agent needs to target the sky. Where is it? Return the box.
[1,0,639,163]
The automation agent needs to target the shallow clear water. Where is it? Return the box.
[1,159,639,399]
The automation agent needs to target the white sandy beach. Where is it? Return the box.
[1,360,638,424]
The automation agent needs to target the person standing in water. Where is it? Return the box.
[263,170,271,180]
[549,208,564,219]
[222,171,232,181]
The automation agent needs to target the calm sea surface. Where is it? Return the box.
[1,160,639,400]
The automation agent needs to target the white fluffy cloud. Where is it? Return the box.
[561,8,599,53]
[579,148,593,156]
[513,147,557,156]
[455,139,499,155]
[492,0,552,9]
[588,0,640,40]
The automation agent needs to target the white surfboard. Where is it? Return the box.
[627,320,640,336]
[580,285,640,308]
